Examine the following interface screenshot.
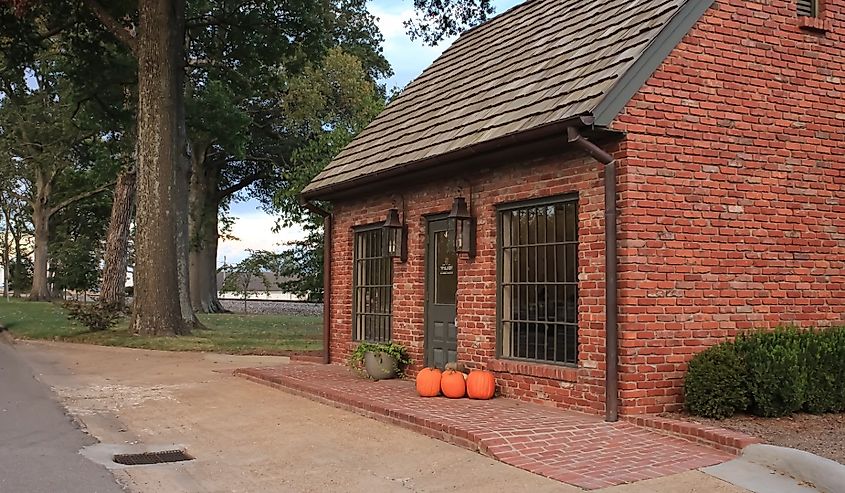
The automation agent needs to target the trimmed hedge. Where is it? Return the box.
[684,342,749,419]
[684,327,845,419]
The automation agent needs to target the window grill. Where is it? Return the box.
[353,226,393,342]
[798,0,818,17]
[498,196,579,365]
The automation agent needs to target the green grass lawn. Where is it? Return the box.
[0,298,322,355]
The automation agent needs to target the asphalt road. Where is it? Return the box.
[0,337,124,493]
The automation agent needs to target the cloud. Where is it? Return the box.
[218,205,305,266]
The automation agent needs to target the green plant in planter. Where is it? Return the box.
[349,341,412,379]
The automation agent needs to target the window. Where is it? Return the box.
[353,225,393,341]
[498,196,578,365]
[798,0,818,17]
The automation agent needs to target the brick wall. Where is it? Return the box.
[326,0,844,417]
[613,0,845,414]
[328,150,613,414]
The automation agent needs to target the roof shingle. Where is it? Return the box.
[303,0,698,198]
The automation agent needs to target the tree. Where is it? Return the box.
[0,188,30,297]
[49,186,111,297]
[0,56,118,301]
[1,0,195,331]
[219,250,283,314]
[182,0,389,313]
[99,166,135,307]
[130,0,192,334]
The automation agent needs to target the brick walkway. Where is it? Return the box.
[235,364,732,490]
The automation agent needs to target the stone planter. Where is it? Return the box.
[364,351,398,380]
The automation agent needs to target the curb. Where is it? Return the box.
[742,444,845,493]
[623,415,762,455]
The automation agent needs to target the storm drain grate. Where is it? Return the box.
[113,449,193,466]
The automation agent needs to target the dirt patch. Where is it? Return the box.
[664,412,845,464]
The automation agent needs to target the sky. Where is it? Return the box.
[218,0,522,266]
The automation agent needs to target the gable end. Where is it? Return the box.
[592,0,716,127]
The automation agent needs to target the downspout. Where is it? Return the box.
[300,198,332,365]
[567,126,619,422]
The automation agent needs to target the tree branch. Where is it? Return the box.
[81,0,138,56]
[216,171,263,202]
[48,181,115,218]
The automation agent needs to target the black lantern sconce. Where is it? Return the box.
[448,196,476,257]
[383,207,408,262]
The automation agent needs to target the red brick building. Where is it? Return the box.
[301,0,844,419]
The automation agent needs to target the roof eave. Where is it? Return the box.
[300,116,591,201]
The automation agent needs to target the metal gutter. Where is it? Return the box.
[567,124,619,423]
[299,199,332,365]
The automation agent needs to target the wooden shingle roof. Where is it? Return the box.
[302,0,714,199]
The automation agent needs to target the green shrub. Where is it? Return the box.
[684,342,750,419]
[804,327,845,413]
[63,302,123,332]
[743,329,806,417]
[685,326,845,419]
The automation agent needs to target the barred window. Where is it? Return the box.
[499,196,578,365]
[353,226,393,342]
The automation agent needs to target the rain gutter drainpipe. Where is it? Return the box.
[567,124,619,423]
[300,198,332,365]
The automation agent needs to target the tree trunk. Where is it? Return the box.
[189,213,226,313]
[11,224,22,298]
[100,168,136,308]
[131,0,190,335]
[176,114,201,327]
[188,144,226,313]
[29,172,51,301]
[1,204,9,300]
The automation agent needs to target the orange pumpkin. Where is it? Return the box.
[466,370,496,400]
[415,368,442,397]
[440,369,467,398]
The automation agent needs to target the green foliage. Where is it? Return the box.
[742,329,807,417]
[277,226,324,302]
[63,301,122,332]
[802,328,845,413]
[6,258,32,292]
[50,192,112,293]
[349,341,412,378]
[685,327,845,419]
[684,342,749,419]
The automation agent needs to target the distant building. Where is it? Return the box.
[216,271,305,301]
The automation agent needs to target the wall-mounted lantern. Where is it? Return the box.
[383,207,408,262]
[448,196,476,257]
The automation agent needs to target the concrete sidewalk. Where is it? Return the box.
[15,340,748,492]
